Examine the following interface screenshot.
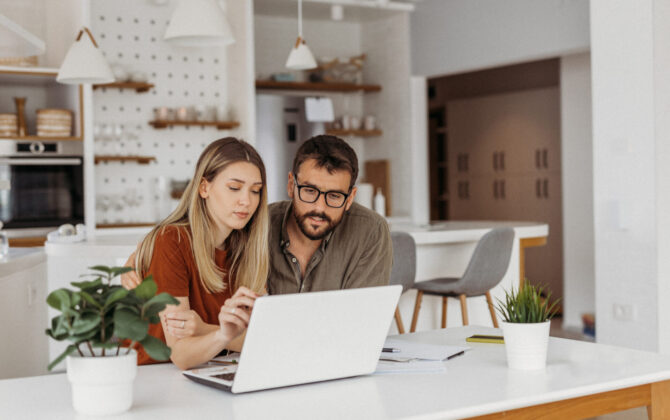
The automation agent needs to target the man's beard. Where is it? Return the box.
[293,209,343,241]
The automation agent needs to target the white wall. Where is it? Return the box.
[410,0,590,78]
[590,0,670,352]
[560,53,594,330]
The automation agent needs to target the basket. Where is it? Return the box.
[0,56,38,67]
[36,109,73,137]
[0,113,18,136]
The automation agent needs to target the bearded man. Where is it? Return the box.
[268,135,392,294]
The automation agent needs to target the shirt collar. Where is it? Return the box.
[280,201,335,250]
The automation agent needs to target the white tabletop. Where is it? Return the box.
[3,326,670,420]
[389,221,548,245]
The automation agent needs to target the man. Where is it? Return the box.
[268,135,392,294]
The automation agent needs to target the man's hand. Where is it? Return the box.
[120,251,142,290]
[216,287,259,343]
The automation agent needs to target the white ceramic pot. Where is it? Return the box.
[66,349,137,416]
[500,320,550,370]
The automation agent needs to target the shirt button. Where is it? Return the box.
[291,257,297,263]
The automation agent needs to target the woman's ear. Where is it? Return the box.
[199,178,210,199]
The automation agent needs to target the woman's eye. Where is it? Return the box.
[251,189,261,195]
[228,186,240,191]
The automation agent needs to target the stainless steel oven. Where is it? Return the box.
[0,140,84,235]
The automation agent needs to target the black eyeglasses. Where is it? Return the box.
[293,174,350,208]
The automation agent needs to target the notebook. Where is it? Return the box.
[183,285,402,393]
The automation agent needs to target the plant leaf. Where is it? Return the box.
[79,291,102,309]
[48,344,77,371]
[71,313,101,335]
[143,293,179,318]
[114,308,149,341]
[88,265,113,275]
[133,278,157,301]
[110,266,134,277]
[46,289,70,311]
[104,288,129,308]
[139,334,171,361]
[71,278,103,290]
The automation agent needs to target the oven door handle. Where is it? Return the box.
[0,158,82,166]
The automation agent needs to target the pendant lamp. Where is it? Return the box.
[286,0,317,70]
[164,0,235,47]
[57,27,114,85]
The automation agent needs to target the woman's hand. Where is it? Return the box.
[217,287,259,343]
[163,309,204,339]
[120,251,142,290]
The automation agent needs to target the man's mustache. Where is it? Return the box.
[302,211,332,223]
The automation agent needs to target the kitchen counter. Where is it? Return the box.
[0,247,46,277]
[390,220,548,245]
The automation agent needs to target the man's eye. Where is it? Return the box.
[303,187,317,194]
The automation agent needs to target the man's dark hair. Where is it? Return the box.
[292,135,359,189]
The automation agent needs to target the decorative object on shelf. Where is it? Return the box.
[374,187,386,217]
[0,113,18,136]
[36,109,73,137]
[45,265,178,415]
[286,0,317,70]
[13,96,27,136]
[148,120,239,130]
[325,129,382,138]
[364,115,377,131]
[0,13,45,58]
[164,0,235,47]
[354,183,374,210]
[57,27,114,85]
[308,54,366,84]
[92,81,154,93]
[270,73,296,82]
[94,155,157,165]
[0,55,38,67]
[255,80,381,93]
[46,223,86,243]
[305,97,334,122]
[495,283,560,370]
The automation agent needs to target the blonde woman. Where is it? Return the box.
[128,137,269,369]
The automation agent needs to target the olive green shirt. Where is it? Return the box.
[267,201,392,294]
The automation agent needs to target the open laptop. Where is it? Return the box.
[183,285,402,393]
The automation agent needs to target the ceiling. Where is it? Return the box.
[254,0,417,22]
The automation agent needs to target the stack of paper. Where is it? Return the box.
[374,339,470,375]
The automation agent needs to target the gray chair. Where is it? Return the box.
[389,231,416,334]
[409,227,515,332]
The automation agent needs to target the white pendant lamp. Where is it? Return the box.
[286,0,317,70]
[57,27,114,85]
[164,0,235,47]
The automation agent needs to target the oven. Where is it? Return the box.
[0,140,84,234]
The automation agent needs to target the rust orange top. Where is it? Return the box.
[137,225,231,365]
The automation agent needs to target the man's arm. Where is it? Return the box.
[342,218,393,289]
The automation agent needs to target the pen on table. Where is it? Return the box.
[447,350,465,360]
[382,347,400,353]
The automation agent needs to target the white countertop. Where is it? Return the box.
[2,326,670,419]
[390,220,548,245]
[44,221,548,257]
[0,247,46,277]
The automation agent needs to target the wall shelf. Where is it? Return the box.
[0,135,82,142]
[148,120,240,130]
[255,80,382,93]
[325,129,383,137]
[94,155,157,165]
[93,81,155,93]
[97,223,155,229]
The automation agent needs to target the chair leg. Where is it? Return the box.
[441,297,448,329]
[485,291,499,328]
[459,294,469,326]
[410,291,423,333]
[394,307,405,334]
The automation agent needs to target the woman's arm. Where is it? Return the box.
[162,287,258,370]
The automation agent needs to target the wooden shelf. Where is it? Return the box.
[256,80,381,93]
[97,223,155,229]
[325,129,383,137]
[95,155,157,164]
[148,120,240,130]
[0,135,81,141]
[93,82,155,93]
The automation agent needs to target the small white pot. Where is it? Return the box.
[66,349,137,416]
[500,320,550,370]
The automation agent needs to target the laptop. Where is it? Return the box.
[183,285,402,393]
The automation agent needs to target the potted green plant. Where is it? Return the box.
[45,266,178,416]
[495,283,560,370]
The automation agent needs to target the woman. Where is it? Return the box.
[129,137,269,369]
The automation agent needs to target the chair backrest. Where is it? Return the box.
[457,227,515,296]
[389,231,416,293]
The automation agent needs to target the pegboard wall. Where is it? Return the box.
[91,0,242,224]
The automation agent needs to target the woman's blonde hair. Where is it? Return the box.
[135,137,269,294]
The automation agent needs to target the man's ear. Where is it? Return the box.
[199,178,210,199]
[344,186,358,211]
[287,172,295,198]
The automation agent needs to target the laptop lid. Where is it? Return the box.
[230,285,401,393]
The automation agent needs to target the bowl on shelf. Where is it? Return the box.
[36,109,73,137]
[0,113,18,136]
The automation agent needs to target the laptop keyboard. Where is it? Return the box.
[211,372,236,382]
